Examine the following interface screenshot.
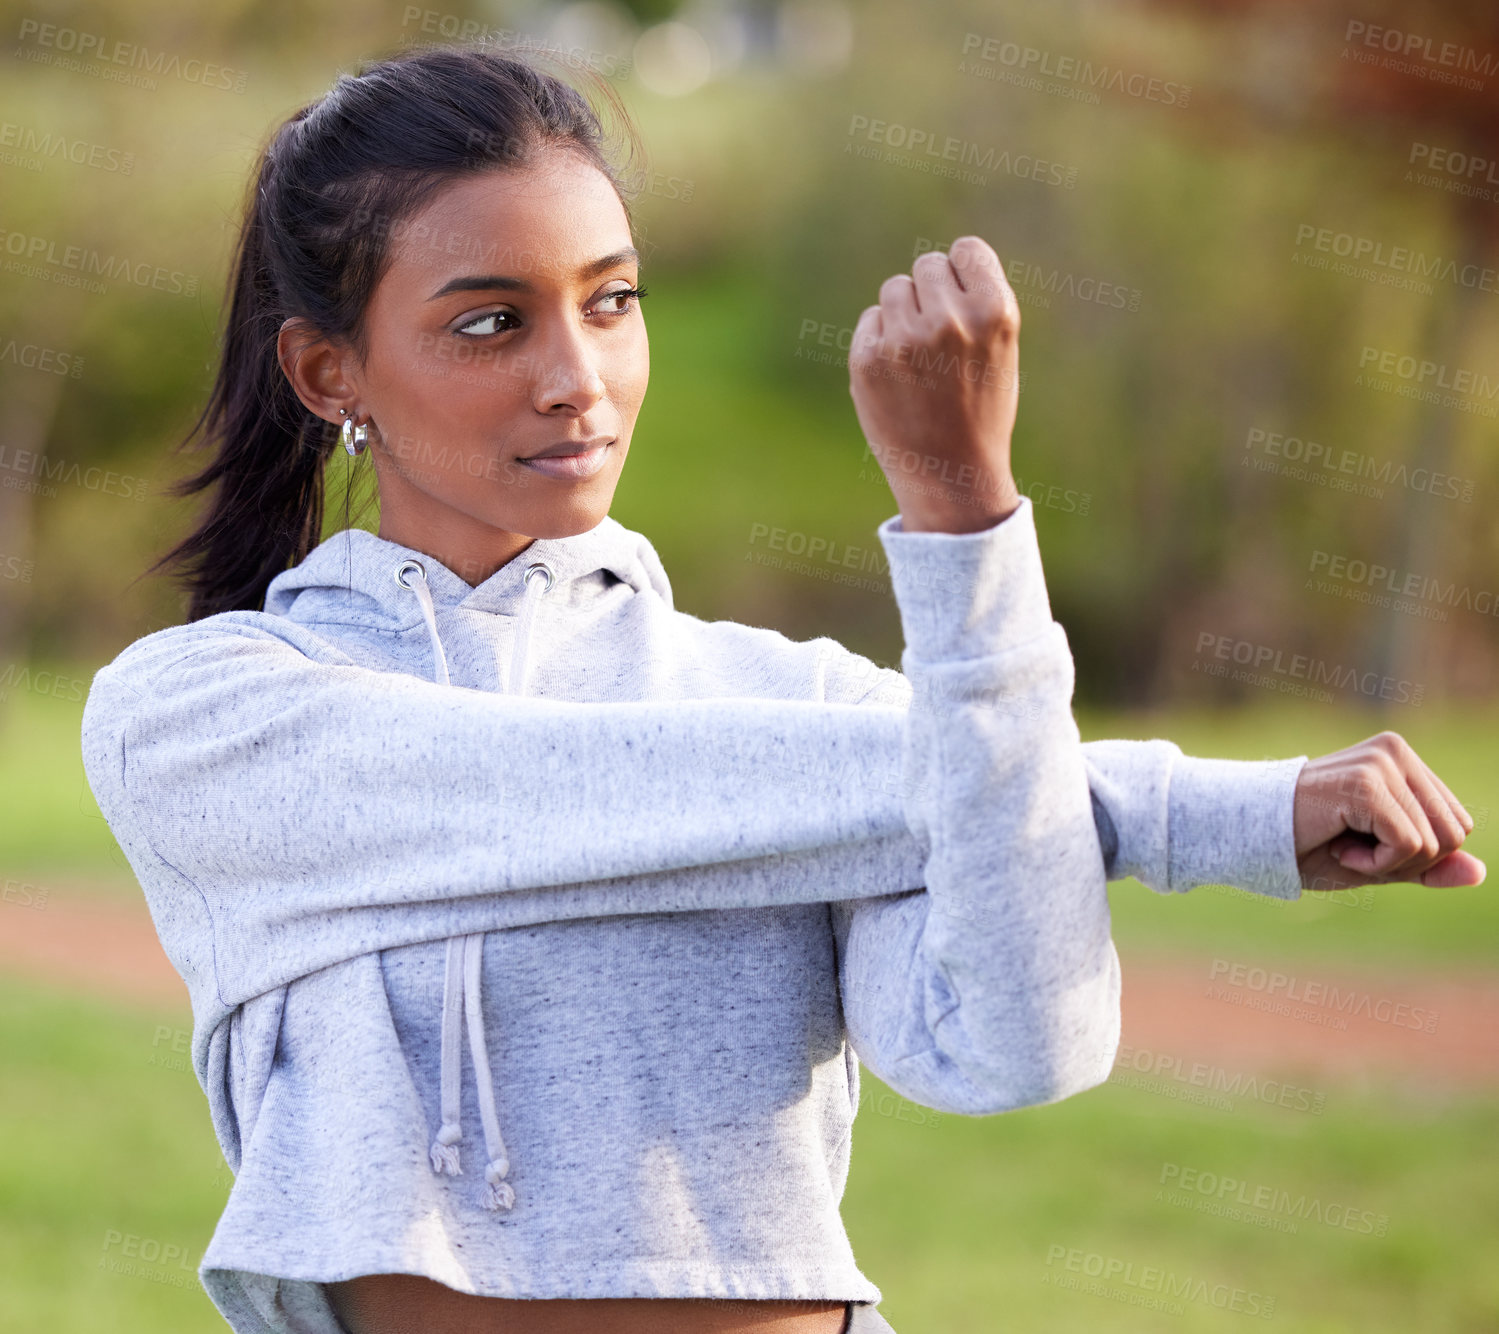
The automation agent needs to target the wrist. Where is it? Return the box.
[897,476,1021,533]
[877,492,1055,657]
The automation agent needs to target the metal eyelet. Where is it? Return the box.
[395,558,426,589]
[523,561,554,594]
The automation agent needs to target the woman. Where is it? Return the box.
[79,40,1481,1334]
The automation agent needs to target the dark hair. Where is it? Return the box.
[152,41,642,621]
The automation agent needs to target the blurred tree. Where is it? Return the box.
[1137,0,1499,697]
[615,0,684,24]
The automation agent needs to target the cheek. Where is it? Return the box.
[402,339,487,403]
[370,343,528,491]
[607,328,650,414]
[390,336,537,420]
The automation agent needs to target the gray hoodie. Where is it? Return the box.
[80,495,1305,1332]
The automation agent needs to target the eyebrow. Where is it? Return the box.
[425,247,640,301]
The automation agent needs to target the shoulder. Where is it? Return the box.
[86,612,352,717]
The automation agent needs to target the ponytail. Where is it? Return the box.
[151,43,639,621]
[151,115,332,621]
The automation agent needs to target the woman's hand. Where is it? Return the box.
[1294,731,1486,890]
[849,236,1023,534]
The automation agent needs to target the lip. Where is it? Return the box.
[524,437,614,460]
[518,439,613,480]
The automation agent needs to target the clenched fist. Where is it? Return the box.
[849,236,1023,534]
[1294,730,1486,890]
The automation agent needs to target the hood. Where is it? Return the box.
[260,509,676,1213]
[263,510,675,627]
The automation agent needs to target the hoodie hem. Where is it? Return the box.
[202,1259,883,1334]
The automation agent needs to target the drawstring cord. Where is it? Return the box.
[396,555,554,1211]
[399,559,451,687]
[428,936,464,1175]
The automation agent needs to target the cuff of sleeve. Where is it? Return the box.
[876,494,1053,661]
[1167,754,1309,899]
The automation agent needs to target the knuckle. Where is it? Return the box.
[1390,832,1420,862]
[971,296,1012,337]
[1347,764,1383,814]
[1428,799,1460,836]
[950,236,999,275]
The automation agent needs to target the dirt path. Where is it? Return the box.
[1118,953,1499,1093]
[3,880,1497,1088]
[0,877,187,1009]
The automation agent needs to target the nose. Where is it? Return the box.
[530,315,607,416]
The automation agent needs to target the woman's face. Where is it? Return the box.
[343,150,648,583]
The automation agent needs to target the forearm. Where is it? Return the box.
[1083,739,1306,898]
[821,641,1308,899]
[81,616,935,1006]
[83,607,1304,1015]
[836,496,1120,1115]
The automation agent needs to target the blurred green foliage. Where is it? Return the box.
[0,0,1494,708]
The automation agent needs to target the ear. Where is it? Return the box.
[277,317,359,422]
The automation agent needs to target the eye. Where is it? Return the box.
[454,309,519,338]
[595,284,648,316]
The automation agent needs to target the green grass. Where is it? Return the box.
[0,680,128,879]
[1,972,1493,1333]
[0,977,225,1333]
[845,1067,1499,1333]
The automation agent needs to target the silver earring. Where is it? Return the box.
[340,411,369,457]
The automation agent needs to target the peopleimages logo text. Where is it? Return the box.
[1294,223,1499,293]
[15,20,249,91]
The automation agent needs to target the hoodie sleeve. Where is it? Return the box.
[1082,739,1306,898]
[82,616,943,1011]
[816,640,1307,900]
[828,494,1120,1117]
[81,554,1301,1021]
